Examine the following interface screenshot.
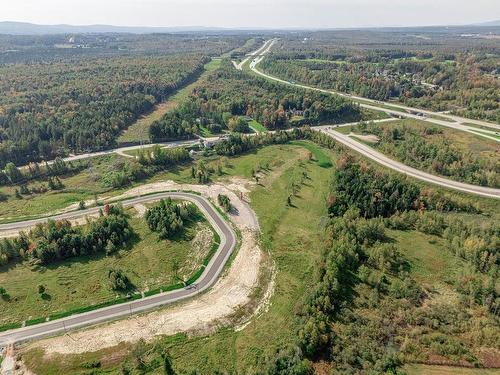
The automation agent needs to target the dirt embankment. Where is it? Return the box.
[24,179,269,355]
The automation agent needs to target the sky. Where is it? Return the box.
[1,0,499,29]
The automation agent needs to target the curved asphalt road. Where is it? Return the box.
[249,40,500,199]
[250,39,500,135]
[0,192,236,346]
[316,127,500,199]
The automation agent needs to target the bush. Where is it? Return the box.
[108,269,132,291]
[145,198,198,240]
[217,194,232,212]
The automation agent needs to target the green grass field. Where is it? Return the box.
[20,143,333,374]
[0,155,128,224]
[0,207,213,326]
[117,59,222,144]
[387,229,461,287]
[290,140,332,167]
[248,119,267,133]
[0,144,309,225]
[17,142,500,374]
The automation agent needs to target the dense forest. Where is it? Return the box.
[0,33,255,168]
[0,33,248,64]
[149,60,361,141]
[0,54,208,167]
[261,31,500,122]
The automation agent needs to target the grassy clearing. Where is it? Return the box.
[21,143,335,374]
[387,229,460,287]
[361,108,391,120]
[405,364,500,375]
[463,123,500,132]
[290,140,332,167]
[0,144,305,223]
[117,59,222,144]
[0,155,128,223]
[0,207,213,325]
[469,129,500,141]
[248,119,267,133]
[427,113,457,122]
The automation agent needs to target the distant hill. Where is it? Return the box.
[0,21,226,35]
[1,20,499,35]
[473,20,500,27]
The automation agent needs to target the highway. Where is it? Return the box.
[247,40,500,198]
[250,39,500,142]
[18,137,221,170]
[232,39,276,70]
[315,126,500,199]
[0,192,237,346]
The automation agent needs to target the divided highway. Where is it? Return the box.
[250,40,500,199]
[316,126,500,199]
[232,39,276,70]
[0,192,237,346]
[250,40,500,141]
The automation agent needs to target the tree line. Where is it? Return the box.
[0,204,131,266]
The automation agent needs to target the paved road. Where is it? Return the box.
[250,39,500,142]
[315,127,500,199]
[18,137,221,170]
[232,39,275,70]
[248,40,500,198]
[0,192,237,346]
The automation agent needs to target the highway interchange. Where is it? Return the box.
[19,38,499,198]
[249,39,500,198]
[0,38,499,348]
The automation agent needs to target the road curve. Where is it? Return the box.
[316,127,500,199]
[0,192,237,346]
[250,40,500,142]
[249,40,500,198]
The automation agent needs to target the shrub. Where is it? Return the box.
[108,269,131,291]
